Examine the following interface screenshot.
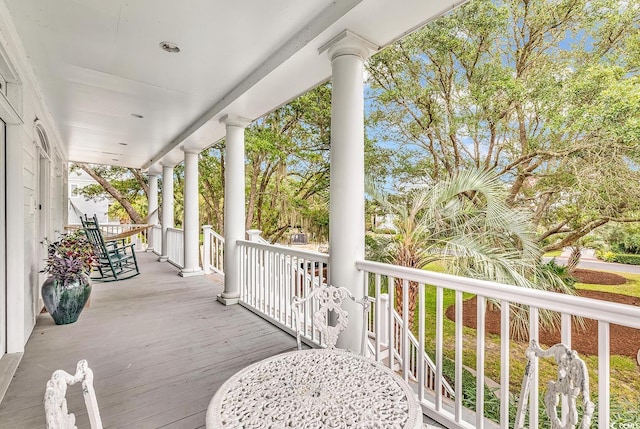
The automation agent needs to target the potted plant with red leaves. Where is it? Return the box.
[42,231,98,324]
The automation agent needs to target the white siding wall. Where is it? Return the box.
[0,5,67,354]
[0,124,6,358]
[22,138,37,341]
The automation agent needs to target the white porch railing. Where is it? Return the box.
[356,259,640,429]
[202,225,225,274]
[198,232,640,427]
[166,227,184,268]
[369,294,456,400]
[100,224,148,251]
[151,225,162,256]
[235,239,454,401]
[237,240,329,345]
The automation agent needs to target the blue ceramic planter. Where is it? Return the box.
[41,274,92,325]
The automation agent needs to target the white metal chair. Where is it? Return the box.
[292,284,371,354]
[515,340,595,429]
[44,360,103,429]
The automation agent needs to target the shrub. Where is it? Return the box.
[373,227,397,235]
[598,251,640,265]
[612,253,640,265]
[597,250,617,262]
[540,259,576,289]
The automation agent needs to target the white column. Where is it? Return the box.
[147,172,159,252]
[218,114,251,305]
[321,30,377,353]
[180,148,203,277]
[158,164,174,262]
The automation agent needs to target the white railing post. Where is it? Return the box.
[202,225,212,274]
[151,225,162,256]
[247,229,262,242]
[147,172,159,252]
[159,164,174,262]
[379,293,389,346]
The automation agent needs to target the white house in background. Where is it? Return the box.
[67,169,112,225]
[374,213,398,233]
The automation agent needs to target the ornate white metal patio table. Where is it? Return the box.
[206,348,422,428]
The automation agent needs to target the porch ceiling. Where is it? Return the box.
[4,0,462,170]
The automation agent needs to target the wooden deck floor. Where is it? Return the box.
[0,252,298,428]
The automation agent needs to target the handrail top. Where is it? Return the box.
[166,227,183,233]
[102,224,149,228]
[356,259,640,329]
[237,239,329,262]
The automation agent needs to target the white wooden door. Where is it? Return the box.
[37,154,51,311]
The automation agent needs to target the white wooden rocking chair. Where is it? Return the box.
[515,340,595,429]
[292,284,371,355]
[44,360,103,429]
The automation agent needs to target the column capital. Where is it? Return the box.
[181,146,200,155]
[319,30,378,61]
[220,114,252,128]
[160,162,175,168]
[147,165,162,176]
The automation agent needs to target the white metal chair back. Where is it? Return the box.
[44,360,103,429]
[292,284,371,354]
[515,340,595,429]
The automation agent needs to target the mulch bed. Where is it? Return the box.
[572,268,627,285]
[445,288,640,358]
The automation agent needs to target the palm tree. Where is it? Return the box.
[565,234,603,275]
[369,169,571,338]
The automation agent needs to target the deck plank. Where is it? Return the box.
[0,253,297,428]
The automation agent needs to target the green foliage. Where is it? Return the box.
[367,0,640,251]
[364,233,393,263]
[608,399,640,427]
[70,164,149,224]
[603,223,640,254]
[597,250,617,262]
[373,227,396,235]
[369,168,571,338]
[539,259,577,289]
[598,252,640,265]
[248,85,332,242]
[44,231,97,286]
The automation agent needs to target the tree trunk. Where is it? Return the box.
[566,246,581,274]
[394,278,419,332]
[77,163,145,224]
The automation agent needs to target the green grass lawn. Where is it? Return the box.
[414,264,640,421]
[576,271,640,298]
[543,250,562,257]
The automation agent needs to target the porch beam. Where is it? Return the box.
[218,114,251,305]
[180,148,203,277]
[158,164,174,262]
[322,30,378,353]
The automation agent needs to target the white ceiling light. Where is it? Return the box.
[159,41,180,53]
